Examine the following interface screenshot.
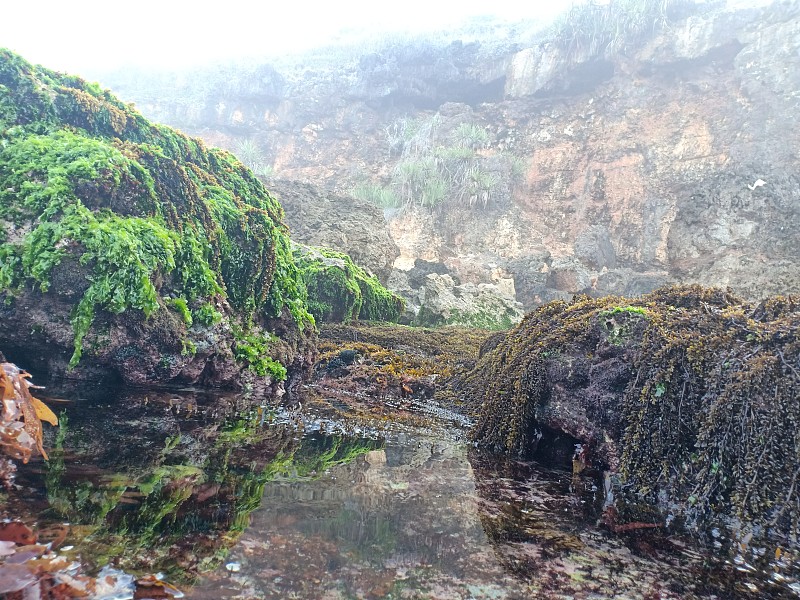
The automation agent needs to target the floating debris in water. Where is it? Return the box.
[225,561,242,573]
[94,565,135,600]
[134,573,184,598]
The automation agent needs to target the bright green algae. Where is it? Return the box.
[293,245,404,324]
[0,48,313,370]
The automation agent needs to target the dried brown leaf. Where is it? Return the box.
[0,522,37,545]
[31,397,58,427]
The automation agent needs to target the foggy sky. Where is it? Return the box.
[1,0,574,74]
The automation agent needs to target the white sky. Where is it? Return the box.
[1,1,575,74]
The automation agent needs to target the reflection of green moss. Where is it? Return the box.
[310,507,397,560]
[44,410,384,583]
[284,433,382,478]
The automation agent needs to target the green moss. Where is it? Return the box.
[0,49,314,367]
[168,297,192,326]
[194,302,223,326]
[232,327,287,381]
[600,305,648,316]
[294,246,404,324]
[181,339,197,356]
[597,305,648,345]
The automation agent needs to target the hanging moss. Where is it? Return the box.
[464,285,800,540]
[293,245,404,323]
[0,49,313,368]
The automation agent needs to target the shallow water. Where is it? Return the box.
[189,438,797,599]
[4,383,799,599]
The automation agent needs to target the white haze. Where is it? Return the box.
[1,0,575,74]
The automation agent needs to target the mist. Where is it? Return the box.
[1,0,578,74]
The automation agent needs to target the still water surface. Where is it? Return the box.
[8,384,799,599]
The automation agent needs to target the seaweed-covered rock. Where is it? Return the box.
[293,245,404,324]
[0,49,314,390]
[271,179,399,285]
[462,285,800,544]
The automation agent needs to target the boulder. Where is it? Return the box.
[415,273,524,330]
[0,50,315,391]
[272,179,399,285]
[463,286,800,547]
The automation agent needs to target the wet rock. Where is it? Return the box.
[464,285,800,550]
[0,50,314,391]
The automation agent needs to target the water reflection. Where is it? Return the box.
[192,437,525,599]
[192,439,800,600]
[9,385,382,587]
[4,383,799,598]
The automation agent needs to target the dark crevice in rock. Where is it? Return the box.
[639,40,746,79]
[533,60,616,98]
[530,425,582,470]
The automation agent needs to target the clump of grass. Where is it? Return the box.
[356,114,520,210]
[550,0,697,65]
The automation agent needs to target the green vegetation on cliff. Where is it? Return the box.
[0,49,312,370]
[550,0,697,65]
[294,245,404,323]
[464,286,800,540]
[353,114,523,210]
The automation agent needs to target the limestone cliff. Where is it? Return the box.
[100,0,800,308]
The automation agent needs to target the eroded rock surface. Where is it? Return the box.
[100,1,800,308]
[271,178,399,285]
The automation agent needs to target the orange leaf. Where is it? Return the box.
[0,369,13,402]
[31,397,58,426]
[0,521,37,545]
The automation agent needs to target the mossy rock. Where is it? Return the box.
[463,285,800,545]
[0,49,314,388]
[293,245,404,324]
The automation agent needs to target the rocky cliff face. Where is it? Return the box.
[101,0,800,308]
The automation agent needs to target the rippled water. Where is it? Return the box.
[4,383,799,599]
